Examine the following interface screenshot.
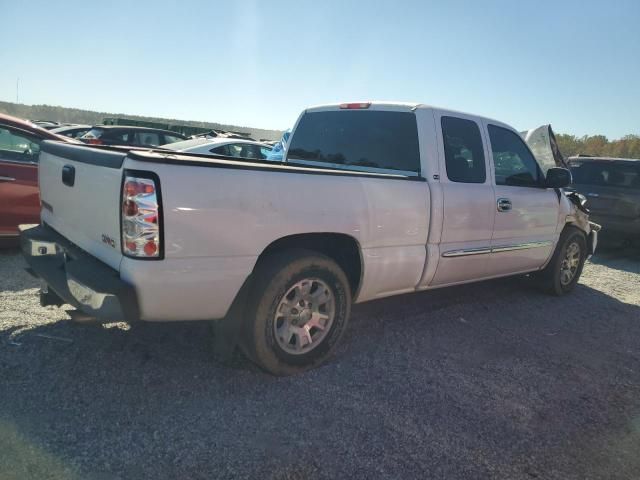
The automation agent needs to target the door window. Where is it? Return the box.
[0,128,41,163]
[237,144,261,159]
[489,125,542,187]
[226,144,244,158]
[68,128,90,139]
[98,129,130,144]
[218,143,261,159]
[210,145,231,156]
[132,131,161,147]
[163,134,185,145]
[260,146,272,159]
[441,116,486,183]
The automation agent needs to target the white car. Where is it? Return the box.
[163,137,273,160]
[21,101,598,375]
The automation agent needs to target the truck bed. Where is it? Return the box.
[35,140,431,320]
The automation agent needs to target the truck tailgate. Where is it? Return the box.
[38,141,126,270]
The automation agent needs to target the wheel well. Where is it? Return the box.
[256,233,363,296]
[564,220,588,235]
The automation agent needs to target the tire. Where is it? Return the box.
[241,249,352,376]
[535,226,587,296]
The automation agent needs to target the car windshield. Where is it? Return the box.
[571,161,640,189]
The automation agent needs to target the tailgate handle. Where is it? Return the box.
[62,165,75,187]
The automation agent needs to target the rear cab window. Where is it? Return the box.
[286,109,421,175]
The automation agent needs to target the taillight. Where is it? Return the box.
[339,102,371,109]
[121,172,162,259]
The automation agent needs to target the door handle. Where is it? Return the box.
[0,176,16,182]
[497,198,512,212]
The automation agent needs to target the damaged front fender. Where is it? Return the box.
[521,124,601,257]
[565,191,601,257]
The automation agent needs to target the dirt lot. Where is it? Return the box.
[1,247,639,480]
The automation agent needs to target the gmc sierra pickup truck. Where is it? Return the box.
[21,102,598,375]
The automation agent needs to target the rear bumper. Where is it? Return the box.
[20,224,139,322]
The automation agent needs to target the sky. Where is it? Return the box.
[1,0,638,138]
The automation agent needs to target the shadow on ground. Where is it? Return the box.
[2,262,640,479]
[589,244,640,274]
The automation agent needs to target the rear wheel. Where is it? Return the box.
[242,250,351,376]
[535,226,587,295]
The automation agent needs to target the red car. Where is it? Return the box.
[0,113,76,246]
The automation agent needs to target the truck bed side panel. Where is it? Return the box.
[122,156,429,318]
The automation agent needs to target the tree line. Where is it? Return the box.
[0,101,283,141]
[1,100,638,158]
[556,134,640,159]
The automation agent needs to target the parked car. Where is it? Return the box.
[21,102,598,375]
[567,156,640,246]
[162,137,273,160]
[80,126,187,147]
[0,114,76,245]
[50,124,92,139]
[265,129,291,161]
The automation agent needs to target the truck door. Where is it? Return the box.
[484,122,559,274]
[430,113,495,285]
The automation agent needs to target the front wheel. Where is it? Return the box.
[535,226,587,295]
[242,250,351,376]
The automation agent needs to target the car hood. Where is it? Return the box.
[521,124,568,173]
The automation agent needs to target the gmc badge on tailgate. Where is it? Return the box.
[101,234,116,248]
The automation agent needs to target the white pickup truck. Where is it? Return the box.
[21,102,598,375]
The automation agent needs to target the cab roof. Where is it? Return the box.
[304,101,514,130]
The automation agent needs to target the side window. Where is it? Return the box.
[132,131,161,147]
[240,144,260,159]
[103,130,130,144]
[260,146,272,159]
[226,144,244,158]
[441,116,486,183]
[489,125,542,187]
[0,127,41,163]
[163,134,184,145]
[210,145,230,156]
[69,129,90,139]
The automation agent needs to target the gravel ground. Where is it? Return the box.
[1,247,639,480]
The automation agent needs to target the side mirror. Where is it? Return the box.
[545,167,572,189]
